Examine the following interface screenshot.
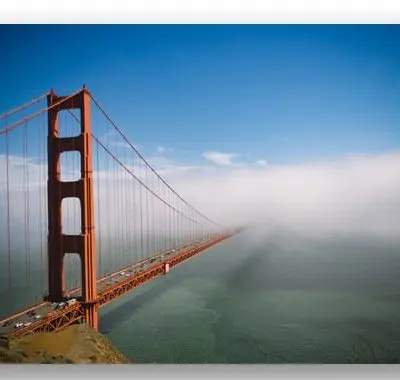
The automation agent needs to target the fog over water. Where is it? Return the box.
[100,227,400,363]
[97,151,400,363]
[169,151,400,242]
[1,149,400,362]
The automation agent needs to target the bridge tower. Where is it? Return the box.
[47,87,98,330]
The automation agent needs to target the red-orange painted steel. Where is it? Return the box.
[1,85,243,337]
[47,88,98,330]
[97,232,235,307]
[9,231,239,338]
[11,303,84,338]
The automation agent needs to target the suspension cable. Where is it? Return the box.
[0,89,83,136]
[0,92,48,120]
[91,133,202,228]
[66,100,218,236]
[88,92,223,229]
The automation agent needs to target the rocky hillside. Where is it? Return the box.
[0,324,130,364]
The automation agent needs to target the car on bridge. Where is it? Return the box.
[67,299,77,307]
[26,310,36,317]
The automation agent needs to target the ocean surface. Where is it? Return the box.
[1,228,400,363]
[98,228,400,364]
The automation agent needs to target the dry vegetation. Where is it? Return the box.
[0,324,130,364]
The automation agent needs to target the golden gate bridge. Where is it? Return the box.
[0,86,242,337]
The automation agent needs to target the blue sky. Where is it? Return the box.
[1,24,400,166]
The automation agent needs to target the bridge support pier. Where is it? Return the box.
[47,87,99,330]
[83,302,99,331]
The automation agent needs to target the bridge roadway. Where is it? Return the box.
[0,231,238,337]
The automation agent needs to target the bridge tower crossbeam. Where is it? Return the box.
[46,87,98,330]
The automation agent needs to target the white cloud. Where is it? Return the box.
[254,159,268,167]
[157,146,173,154]
[166,151,400,243]
[203,151,238,166]
[112,140,131,149]
[2,149,400,252]
[97,129,139,151]
[147,155,174,169]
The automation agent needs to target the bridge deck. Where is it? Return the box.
[0,232,236,337]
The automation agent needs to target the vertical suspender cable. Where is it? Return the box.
[169,190,173,251]
[38,114,44,298]
[105,122,111,275]
[114,135,118,272]
[157,178,161,251]
[23,122,28,306]
[132,153,137,264]
[151,172,155,255]
[5,128,12,314]
[23,121,31,306]
[139,180,144,262]
[124,170,128,267]
[123,144,129,268]
[96,133,102,279]
[114,139,119,272]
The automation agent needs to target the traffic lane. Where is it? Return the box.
[0,261,158,335]
[0,303,54,335]
[94,244,193,290]
[0,241,203,335]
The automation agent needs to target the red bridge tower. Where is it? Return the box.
[47,87,98,330]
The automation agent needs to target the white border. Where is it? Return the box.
[1,364,400,378]
[0,0,400,23]
[1,1,400,377]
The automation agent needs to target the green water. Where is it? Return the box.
[99,229,400,363]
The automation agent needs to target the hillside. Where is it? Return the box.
[0,324,130,364]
